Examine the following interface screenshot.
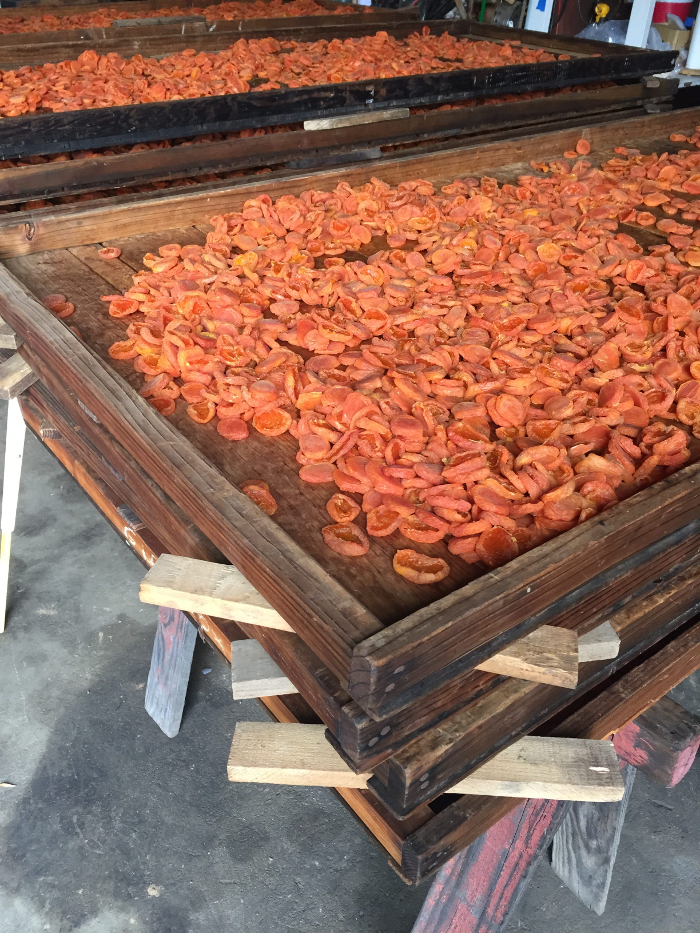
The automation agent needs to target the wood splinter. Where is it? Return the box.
[228,723,625,802]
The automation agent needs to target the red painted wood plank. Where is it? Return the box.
[613,696,700,788]
[411,799,570,933]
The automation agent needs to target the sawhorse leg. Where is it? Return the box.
[0,397,26,633]
[411,798,571,933]
[145,606,198,738]
[551,764,636,915]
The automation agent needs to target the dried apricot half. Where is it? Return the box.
[393,549,450,584]
[322,522,369,557]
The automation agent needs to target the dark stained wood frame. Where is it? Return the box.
[0,84,651,208]
[1,108,699,735]
[0,19,675,159]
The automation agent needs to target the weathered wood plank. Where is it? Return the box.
[0,353,37,400]
[551,765,636,916]
[227,723,624,801]
[231,639,297,701]
[411,799,571,933]
[144,606,198,738]
[140,554,294,632]
[0,318,21,350]
[612,696,700,787]
[475,626,578,688]
[578,621,621,663]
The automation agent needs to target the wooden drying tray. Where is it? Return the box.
[15,387,700,883]
[0,20,675,159]
[0,106,699,731]
[14,361,700,820]
[0,0,417,70]
[0,83,665,209]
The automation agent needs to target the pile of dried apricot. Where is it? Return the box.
[99,130,700,584]
[0,0,352,36]
[0,29,562,118]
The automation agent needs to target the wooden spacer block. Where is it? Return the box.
[231,639,297,701]
[304,108,410,132]
[0,318,21,351]
[228,723,625,802]
[140,554,293,632]
[578,621,621,663]
[38,418,62,440]
[613,695,700,787]
[476,625,579,688]
[0,354,37,401]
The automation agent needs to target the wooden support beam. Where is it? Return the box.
[231,639,297,701]
[139,554,294,632]
[228,723,625,802]
[578,621,621,662]
[0,353,37,401]
[612,695,700,787]
[142,555,577,685]
[0,318,21,350]
[475,625,578,688]
[144,606,198,738]
[552,764,636,915]
[411,798,571,933]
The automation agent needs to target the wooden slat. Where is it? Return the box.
[475,625,578,688]
[578,621,621,663]
[0,353,37,400]
[141,554,294,633]
[227,723,624,802]
[551,765,636,916]
[144,606,198,738]
[231,639,297,700]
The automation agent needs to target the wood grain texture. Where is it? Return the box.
[144,606,198,738]
[141,554,294,632]
[475,626,578,688]
[578,622,621,663]
[411,799,571,933]
[0,353,37,400]
[612,696,700,788]
[551,765,636,916]
[231,639,297,700]
[228,723,624,801]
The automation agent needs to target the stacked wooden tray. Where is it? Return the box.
[0,19,675,159]
[3,107,700,882]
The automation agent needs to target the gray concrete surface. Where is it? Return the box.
[0,419,699,933]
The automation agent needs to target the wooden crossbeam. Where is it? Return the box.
[228,723,625,802]
[475,625,578,687]
[141,555,578,685]
[139,554,293,632]
[578,621,621,663]
[0,353,37,401]
[231,639,297,701]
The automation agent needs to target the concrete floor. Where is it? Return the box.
[0,419,699,933]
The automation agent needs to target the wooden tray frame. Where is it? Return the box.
[0,20,675,159]
[0,83,660,208]
[16,387,700,883]
[0,0,417,69]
